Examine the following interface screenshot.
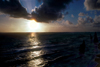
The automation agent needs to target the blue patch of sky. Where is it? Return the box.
[64,0,85,24]
[64,0,100,24]
[20,0,42,14]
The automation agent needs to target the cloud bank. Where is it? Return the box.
[0,0,29,19]
[84,0,100,10]
[51,15,100,32]
[31,0,73,22]
[0,0,73,23]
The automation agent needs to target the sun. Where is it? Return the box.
[28,20,41,32]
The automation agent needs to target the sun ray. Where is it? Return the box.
[20,0,36,13]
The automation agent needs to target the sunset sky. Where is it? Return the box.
[0,0,100,32]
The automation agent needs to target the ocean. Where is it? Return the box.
[0,32,100,67]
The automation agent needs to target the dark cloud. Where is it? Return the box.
[84,0,100,10]
[0,0,29,19]
[31,0,73,22]
[0,0,73,23]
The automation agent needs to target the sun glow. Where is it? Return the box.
[31,33,35,37]
[28,20,41,32]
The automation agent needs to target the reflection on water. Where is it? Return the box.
[30,50,43,58]
[28,33,35,44]
[32,45,39,48]
[28,58,44,67]
[28,33,40,46]
[0,32,99,67]
[27,50,45,67]
[27,33,45,67]
[31,51,42,57]
[31,33,35,37]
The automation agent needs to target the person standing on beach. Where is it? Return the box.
[94,32,99,54]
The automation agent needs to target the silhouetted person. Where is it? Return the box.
[94,32,99,53]
[79,40,86,57]
[90,34,92,43]
[94,32,98,43]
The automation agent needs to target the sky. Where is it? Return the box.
[0,0,100,32]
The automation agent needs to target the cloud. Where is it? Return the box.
[44,15,100,32]
[77,16,94,25]
[0,0,74,23]
[58,20,74,27]
[78,12,86,16]
[65,20,73,25]
[49,20,94,32]
[77,15,100,29]
[76,16,94,30]
[0,12,4,15]
[31,0,73,22]
[77,17,87,25]
[84,0,100,10]
[86,16,93,23]
[94,15,100,23]
[93,23,100,27]
[71,14,74,18]
[0,0,29,19]
[93,15,100,27]
[73,16,100,32]
[52,15,100,32]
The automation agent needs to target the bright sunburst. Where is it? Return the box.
[28,20,41,32]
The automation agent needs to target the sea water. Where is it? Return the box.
[0,32,100,67]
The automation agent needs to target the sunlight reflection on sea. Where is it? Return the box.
[26,33,45,67]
